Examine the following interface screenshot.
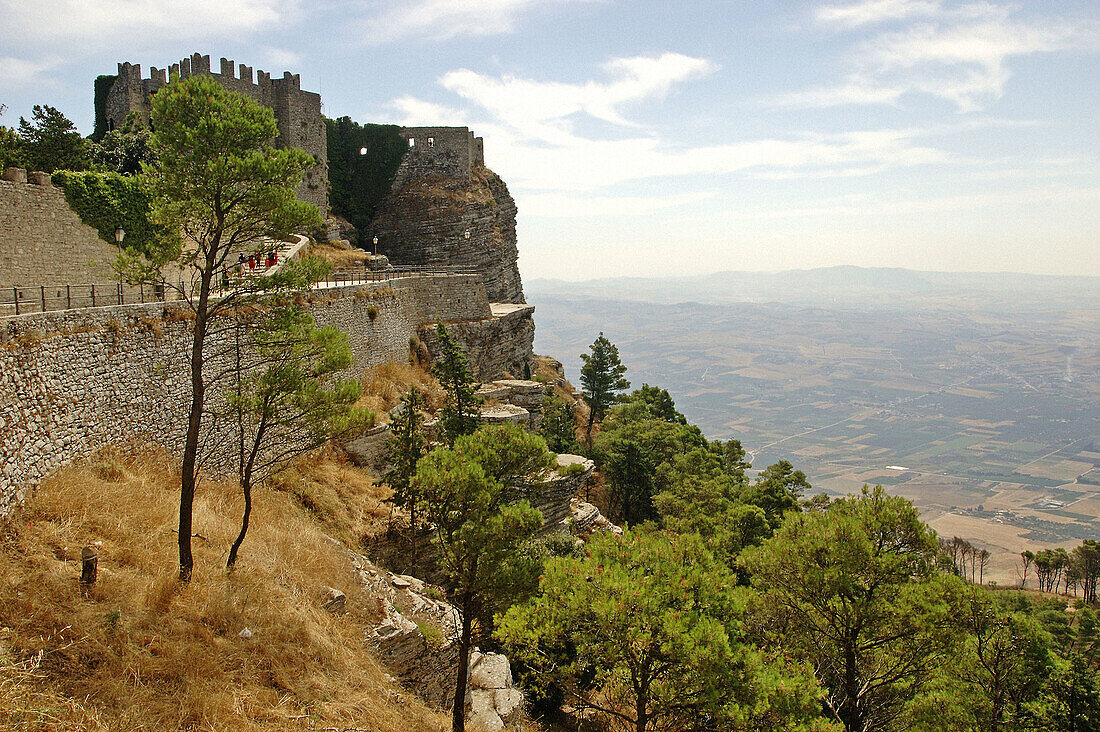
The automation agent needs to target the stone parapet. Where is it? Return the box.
[0,275,530,517]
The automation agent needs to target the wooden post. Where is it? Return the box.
[13,287,19,316]
[80,546,98,586]
[40,285,46,312]
[66,284,71,309]
[91,284,96,307]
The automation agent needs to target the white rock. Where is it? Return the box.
[470,652,513,689]
[494,688,524,723]
[238,627,253,639]
[467,689,505,732]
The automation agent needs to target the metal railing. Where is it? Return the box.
[1,265,480,316]
[2,282,176,315]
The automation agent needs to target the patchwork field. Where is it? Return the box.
[530,287,1100,585]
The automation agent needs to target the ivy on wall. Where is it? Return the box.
[325,117,407,239]
[51,170,163,257]
[91,75,118,143]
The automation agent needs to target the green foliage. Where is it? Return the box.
[579,332,630,444]
[88,114,155,175]
[224,304,368,568]
[325,117,407,236]
[1032,652,1100,732]
[0,125,24,169]
[17,104,89,172]
[742,486,965,732]
[51,170,163,257]
[600,436,657,526]
[90,74,118,142]
[413,424,552,731]
[383,387,430,530]
[626,383,687,424]
[498,529,832,732]
[539,393,577,454]
[740,459,811,531]
[654,447,769,564]
[431,322,481,446]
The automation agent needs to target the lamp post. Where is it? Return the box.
[464,228,471,242]
[114,227,125,299]
[372,235,379,256]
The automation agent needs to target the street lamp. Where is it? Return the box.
[464,228,471,241]
[372,235,379,255]
[114,226,125,246]
[114,227,125,299]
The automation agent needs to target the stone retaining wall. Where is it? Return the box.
[0,275,533,517]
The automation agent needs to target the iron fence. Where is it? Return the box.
[0,265,481,316]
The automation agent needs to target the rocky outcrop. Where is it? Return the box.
[531,454,595,534]
[570,499,623,539]
[371,166,525,304]
[362,564,525,729]
[419,303,535,382]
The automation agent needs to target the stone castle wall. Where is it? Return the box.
[105,53,328,211]
[393,127,485,189]
[0,175,121,289]
[0,275,534,517]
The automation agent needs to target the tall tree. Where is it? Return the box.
[431,322,481,446]
[539,393,578,454]
[413,425,555,732]
[142,75,322,581]
[17,104,89,172]
[383,386,430,531]
[739,459,811,531]
[498,529,829,732]
[224,305,367,568]
[580,332,630,447]
[741,486,964,732]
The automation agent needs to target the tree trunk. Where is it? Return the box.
[843,637,863,732]
[452,590,474,732]
[179,299,208,582]
[227,477,252,569]
[178,242,216,582]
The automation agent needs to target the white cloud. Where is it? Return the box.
[0,55,61,89]
[438,54,717,144]
[817,0,943,28]
[520,191,716,218]
[389,96,470,126]
[786,2,1100,111]
[486,126,947,192]
[0,0,291,47]
[360,0,599,43]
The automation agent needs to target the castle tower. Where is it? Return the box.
[99,53,328,211]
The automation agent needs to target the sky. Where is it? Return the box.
[1,0,1098,281]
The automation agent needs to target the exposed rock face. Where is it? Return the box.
[532,454,595,534]
[371,166,525,304]
[419,303,535,382]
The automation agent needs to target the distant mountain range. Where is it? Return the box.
[527,266,1100,312]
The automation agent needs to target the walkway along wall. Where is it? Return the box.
[0,275,535,517]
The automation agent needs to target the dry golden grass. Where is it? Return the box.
[358,362,444,421]
[0,446,449,732]
[271,447,394,547]
[308,242,369,269]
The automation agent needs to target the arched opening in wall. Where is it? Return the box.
[428,137,435,148]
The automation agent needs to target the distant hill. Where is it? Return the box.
[527,266,1100,312]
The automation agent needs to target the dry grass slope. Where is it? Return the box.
[0,447,450,731]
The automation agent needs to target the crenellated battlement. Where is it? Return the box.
[102,52,327,211]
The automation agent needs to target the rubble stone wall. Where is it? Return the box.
[0,275,531,517]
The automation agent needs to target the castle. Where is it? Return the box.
[103,53,328,211]
[394,126,486,186]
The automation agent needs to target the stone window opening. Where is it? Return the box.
[428,136,435,148]
[408,137,416,147]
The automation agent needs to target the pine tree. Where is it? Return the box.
[579,332,630,447]
[432,322,480,446]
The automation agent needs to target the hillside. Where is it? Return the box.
[0,446,452,731]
